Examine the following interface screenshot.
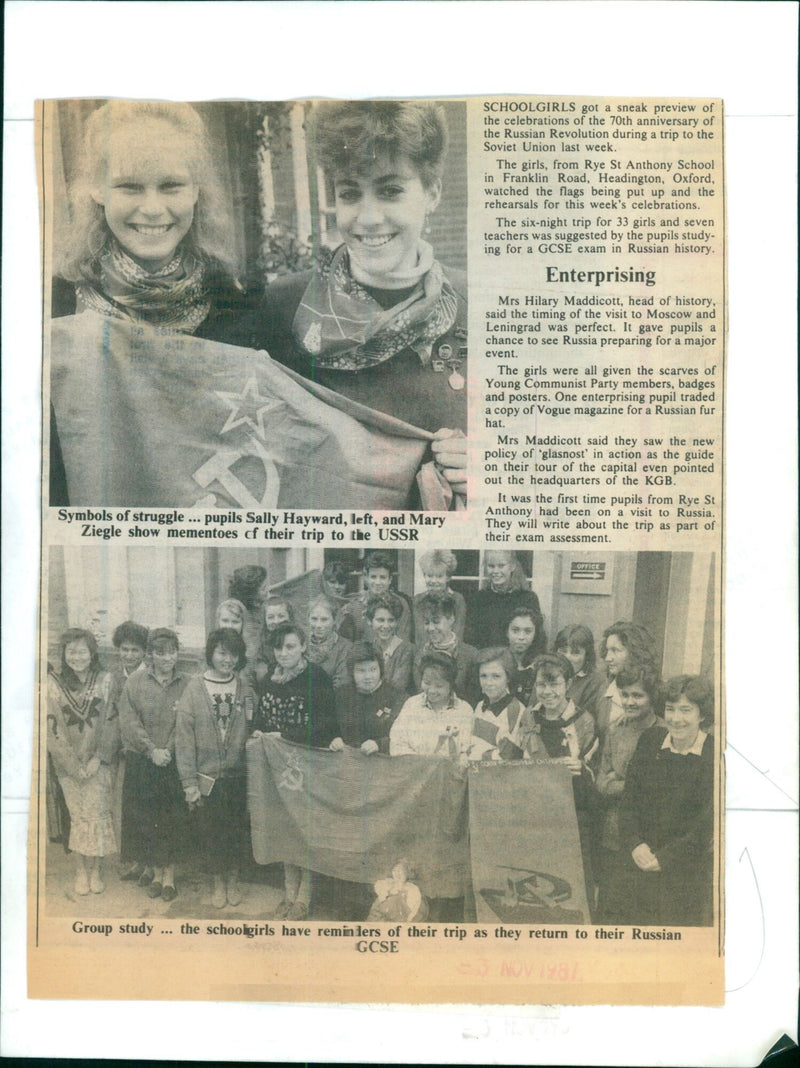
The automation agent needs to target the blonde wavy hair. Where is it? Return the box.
[58,100,239,282]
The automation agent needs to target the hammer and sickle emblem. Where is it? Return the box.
[192,436,280,509]
[278,755,304,792]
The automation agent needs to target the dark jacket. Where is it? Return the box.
[619,726,714,871]
[252,265,468,436]
[616,725,714,926]
[334,680,407,753]
[465,588,542,649]
[413,640,480,707]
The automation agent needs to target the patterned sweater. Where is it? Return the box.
[254,662,337,748]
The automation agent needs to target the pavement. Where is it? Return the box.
[44,837,374,922]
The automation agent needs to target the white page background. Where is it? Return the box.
[2,2,797,1063]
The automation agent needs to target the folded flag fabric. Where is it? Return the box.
[50,312,434,509]
[468,760,590,924]
[247,735,469,898]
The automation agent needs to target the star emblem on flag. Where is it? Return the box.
[215,378,284,441]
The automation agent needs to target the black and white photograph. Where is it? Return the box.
[41,544,718,930]
[5,0,796,1060]
[45,98,468,511]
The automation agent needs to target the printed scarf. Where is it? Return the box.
[422,633,459,658]
[292,243,458,370]
[306,630,340,665]
[270,656,309,686]
[75,241,210,333]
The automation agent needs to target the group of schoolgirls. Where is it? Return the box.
[48,548,714,926]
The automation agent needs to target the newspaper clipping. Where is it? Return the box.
[31,95,724,1005]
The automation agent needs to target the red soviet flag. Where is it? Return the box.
[49,312,439,510]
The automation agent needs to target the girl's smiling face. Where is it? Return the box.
[119,640,145,673]
[664,693,702,749]
[265,603,290,631]
[210,644,237,677]
[217,609,243,633]
[485,552,514,591]
[535,670,568,717]
[370,607,398,644]
[151,645,179,676]
[333,152,440,281]
[558,643,586,677]
[422,566,449,594]
[424,613,456,644]
[364,567,392,597]
[479,660,510,703]
[94,120,198,271]
[421,667,452,710]
[64,639,92,677]
[308,603,335,641]
[619,681,652,720]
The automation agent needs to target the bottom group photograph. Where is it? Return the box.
[38,543,720,934]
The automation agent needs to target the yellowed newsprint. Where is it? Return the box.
[30,95,724,1005]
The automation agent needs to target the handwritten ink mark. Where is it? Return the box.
[725,846,765,993]
[727,741,799,808]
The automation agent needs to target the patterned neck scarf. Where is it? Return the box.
[292,243,458,370]
[423,632,459,657]
[271,656,308,686]
[306,630,339,665]
[75,240,210,334]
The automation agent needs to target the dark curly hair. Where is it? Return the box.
[112,621,148,651]
[314,100,448,191]
[600,621,657,669]
[531,652,574,687]
[616,661,664,715]
[418,591,458,622]
[365,592,405,622]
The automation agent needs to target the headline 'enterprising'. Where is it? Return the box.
[546,267,657,287]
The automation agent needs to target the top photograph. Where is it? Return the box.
[43,98,468,511]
